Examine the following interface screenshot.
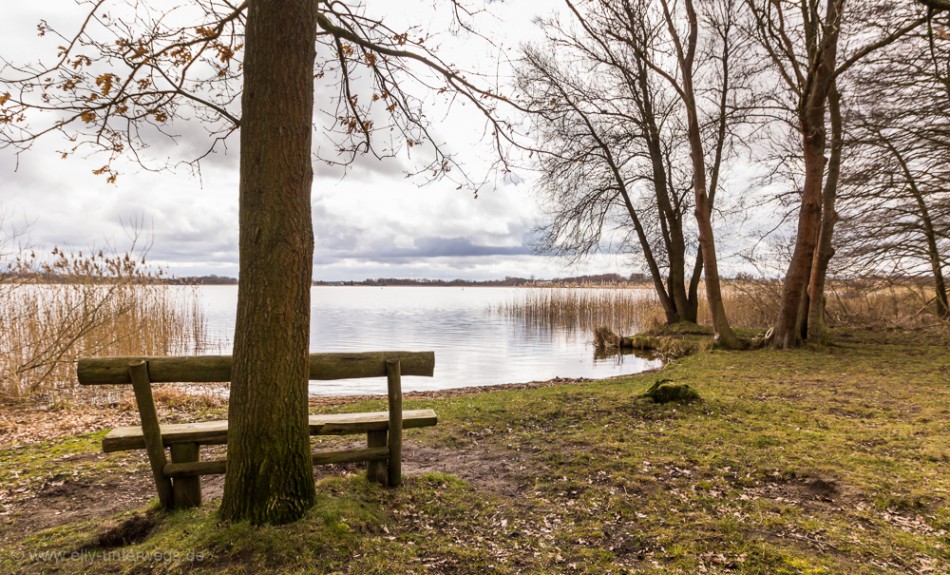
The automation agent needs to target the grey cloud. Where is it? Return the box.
[314,235,530,264]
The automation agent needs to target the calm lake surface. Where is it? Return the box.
[195,286,661,395]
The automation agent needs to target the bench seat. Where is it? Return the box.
[103,409,439,453]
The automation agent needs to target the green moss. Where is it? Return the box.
[642,380,701,403]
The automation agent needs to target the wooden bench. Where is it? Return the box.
[77,351,438,510]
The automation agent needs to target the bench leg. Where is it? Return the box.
[366,430,388,485]
[170,443,202,509]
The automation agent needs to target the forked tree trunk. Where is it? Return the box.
[806,83,843,343]
[616,187,679,323]
[773,0,843,349]
[639,71,692,324]
[774,124,824,348]
[220,0,318,525]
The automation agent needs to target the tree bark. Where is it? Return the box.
[933,251,950,320]
[615,182,679,323]
[636,67,692,324]
[773,0,844,349]
[673,0,741,348]
[220,0,318,525]
[687,247,703,323]
[806,81,842,343]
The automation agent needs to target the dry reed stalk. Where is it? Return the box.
[0,247,209,403]
[496,288,664,334]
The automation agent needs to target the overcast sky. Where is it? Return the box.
[0,1,768,281]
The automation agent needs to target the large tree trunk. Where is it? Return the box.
[220,0,318,525]
[774,122,824,348]
[773,0,843,349]
[806,82,843,343]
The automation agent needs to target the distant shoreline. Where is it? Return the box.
[2,272,652,288]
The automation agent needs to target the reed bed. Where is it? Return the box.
[708,279,944,331]
[499,280,946,339]
[493,287,664,335]
[0,248,209,403]
[825,279,946,328]
[699,282,778,330]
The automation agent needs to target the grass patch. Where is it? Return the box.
[1,328,947,574]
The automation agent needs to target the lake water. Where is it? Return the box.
[194,286,661,395]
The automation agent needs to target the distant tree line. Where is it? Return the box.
[167,275,239,286]
[317,273,642,287]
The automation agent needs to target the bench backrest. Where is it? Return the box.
[77,351,435,385]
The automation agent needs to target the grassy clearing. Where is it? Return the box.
[0,328,948,574]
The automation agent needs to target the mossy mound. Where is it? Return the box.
[642,380,701,404]
[593,326,622,349]
[625,335,662,350]
[625,335,699,360]
[594,328,698,360]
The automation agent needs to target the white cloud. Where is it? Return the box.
[0,1,773,281]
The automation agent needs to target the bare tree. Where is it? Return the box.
[744,0,929,347]
[650,0,746,348]
[0,0,514,524]
[517,5,699,324]
[837,18,950,319]
[517,0,747,343]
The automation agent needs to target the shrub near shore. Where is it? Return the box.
[0,326,947,574]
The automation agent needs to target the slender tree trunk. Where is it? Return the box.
[687,247,703,323]
[220,0,318,525]
[806,82,842,343]
[666,0,740,347]
[690,0,733,330]
[692,175,739,347]
[685,71,738,345]
[616,187,679,322]
[932,253,950,320]
[773,0,843,349]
